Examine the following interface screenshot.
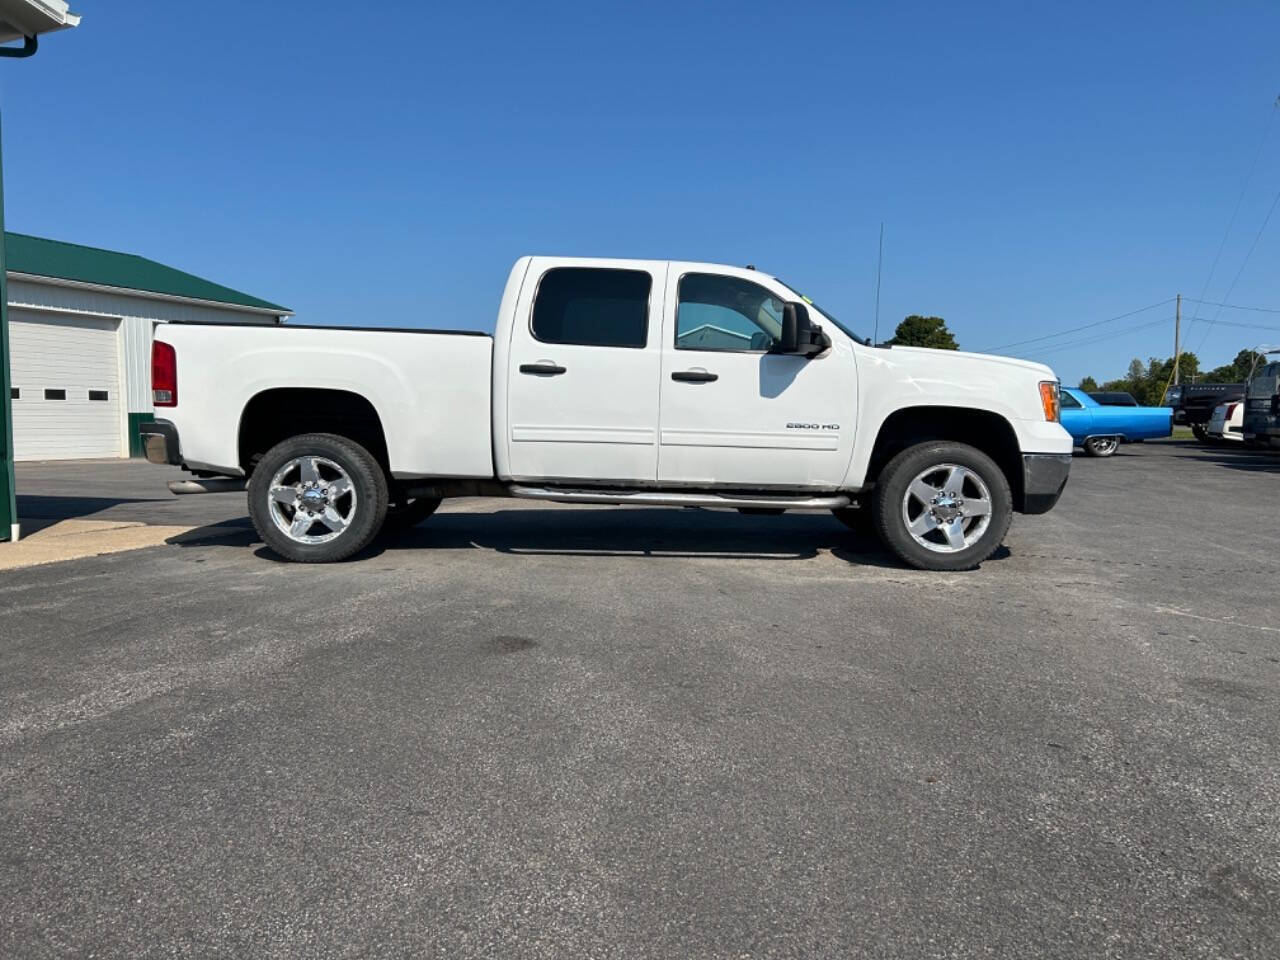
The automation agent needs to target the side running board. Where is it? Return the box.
[509,485,850,510]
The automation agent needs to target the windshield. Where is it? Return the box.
[774,278,869,345]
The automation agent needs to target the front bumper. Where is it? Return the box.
[139,419,181,466]
[1021,453,1071,514]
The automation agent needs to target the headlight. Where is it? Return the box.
[1039,381,1060,422]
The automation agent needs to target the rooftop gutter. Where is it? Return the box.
[7,270,293,319]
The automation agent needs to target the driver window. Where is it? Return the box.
[676,273,785,352]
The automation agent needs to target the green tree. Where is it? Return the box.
[1079,375,1099,391]
[1204,349,1265,383]
[891,315,958,350]
[1146,354,1199,401]
[1100,353,1201,405]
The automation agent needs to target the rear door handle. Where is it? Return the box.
[671,370,718,383]
[519,362,567,376]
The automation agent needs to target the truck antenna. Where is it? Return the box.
[873,222,884,345]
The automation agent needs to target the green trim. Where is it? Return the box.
[128,412,149,458]
[4,232,291,314]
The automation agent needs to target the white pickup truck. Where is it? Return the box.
[141,257,1072,570]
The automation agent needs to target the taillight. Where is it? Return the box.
[1225,403,1239,418]
[152,340,177,407]
[1039,381,1060,422]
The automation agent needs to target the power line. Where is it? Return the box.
[1181,298,1280,314]
[1185,99,1279,347]
[976,298,1174,353]
[1185,316,1280,333]
[1193,179,1280,353]
[1007,316,1174,359]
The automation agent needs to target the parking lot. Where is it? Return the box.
[2,440,1278,958]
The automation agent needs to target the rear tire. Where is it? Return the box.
[382,494,443,533]
[872,441,1012,572]
[1083,436,1118,457]
[1191,424,1208,442]
[248,433,388,563]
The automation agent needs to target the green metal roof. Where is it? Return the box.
[4,232,290,313]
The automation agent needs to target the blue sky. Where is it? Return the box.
[2,1,1278,385]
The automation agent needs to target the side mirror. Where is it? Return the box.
[777,302,831,358]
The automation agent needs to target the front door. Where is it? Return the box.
[505,260,665,483]
[657,265,856,488]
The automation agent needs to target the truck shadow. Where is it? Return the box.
[1186,454,1280,473]
[1162,441,1279,473]
[218,507,929,568]
[167,506,1016,570]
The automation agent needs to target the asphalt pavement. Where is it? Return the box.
[2,441,1278,958]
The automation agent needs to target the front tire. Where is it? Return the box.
[1083,436,1118,457]
[832,504,874,535]
[872,442,1012,571]
[248,433,388,563]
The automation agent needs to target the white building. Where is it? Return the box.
[5,232,290,460]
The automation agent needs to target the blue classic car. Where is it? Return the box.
[1059,387,1172,457]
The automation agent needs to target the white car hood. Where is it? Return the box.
[886,346,1057,381]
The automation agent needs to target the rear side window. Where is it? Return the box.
[1060,392,1083,409]
[531,268,651,348]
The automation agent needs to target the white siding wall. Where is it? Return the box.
[7,276,280,418]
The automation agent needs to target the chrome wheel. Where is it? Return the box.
[267,456,357,545]
[1086,436,1118,456]
[901,462,993,554]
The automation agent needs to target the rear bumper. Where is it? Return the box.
[1021,453,1071,515]
[139,419,181,466]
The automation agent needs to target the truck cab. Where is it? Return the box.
[1163,382,1245,440]
[1243,357,1280,448]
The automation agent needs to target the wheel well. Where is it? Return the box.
[866,406,1025,509]
[238,388,389,475]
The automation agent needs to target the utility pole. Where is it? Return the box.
[1173,293,1181,385]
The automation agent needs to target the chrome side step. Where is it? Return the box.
[509,485,850,510]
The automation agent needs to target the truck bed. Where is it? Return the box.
[155,322,496,479]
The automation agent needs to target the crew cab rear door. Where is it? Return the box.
[504,259,665,483]
[656,264,856,488]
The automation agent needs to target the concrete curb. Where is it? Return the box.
[0,519,197,570]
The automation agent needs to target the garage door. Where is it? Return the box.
[9,309,124,460]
